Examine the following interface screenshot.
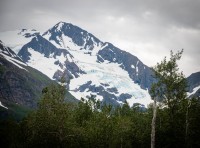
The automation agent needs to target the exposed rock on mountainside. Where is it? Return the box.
[0,40,52,108]
[187,72,200,97]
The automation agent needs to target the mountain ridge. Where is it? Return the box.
[0,40,53,109]
[17,21,154,106]
[0,21,199,107]
[0,40,77,120]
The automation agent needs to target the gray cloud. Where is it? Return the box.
[0,0,200,76]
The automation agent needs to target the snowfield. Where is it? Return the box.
[56,32,152,107]
[0,22,153,107]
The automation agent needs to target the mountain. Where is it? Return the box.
[42,22,102,50]
[2,21,199,107]
[187,72,200,97]
[0,40,76,120]
[0,40,52,109]
[14,22,154,107]
[18,34,85,84]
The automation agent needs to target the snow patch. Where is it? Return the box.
[58,52,67,63]
[27,48,63,79]
[0,52,27,71]
[187,85,200,96]
[67,54,73,62]
[136,61,139,75]
[62,35,79,50]
[108,48,114,53]
[56,22,64,31]
[0,101,8,109]
[131,65,135,69]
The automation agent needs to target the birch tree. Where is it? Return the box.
[150,50,187,148]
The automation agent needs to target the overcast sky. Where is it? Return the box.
[0,0,200,76]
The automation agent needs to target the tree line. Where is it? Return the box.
[0,50,200,148]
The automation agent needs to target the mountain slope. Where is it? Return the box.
[97,42,154,89]
[18,34,85,84]
[43,21,102,50]
[1,22,199,107]
[0,40,77,120]
[16,22,154,107]
[187,72,200,97]
[0,40,52,109]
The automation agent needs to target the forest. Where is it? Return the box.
[0,51,200,148]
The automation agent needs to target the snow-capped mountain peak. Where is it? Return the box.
[42,22,103,51]
[0,21,155,107]
[1,21,199,107]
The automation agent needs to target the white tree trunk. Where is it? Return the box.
[185,100,191,144]
[151,98,157,148]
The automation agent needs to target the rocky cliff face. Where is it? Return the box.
[18,35,71,62]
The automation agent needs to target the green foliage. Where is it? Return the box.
[0,103,32,121]
[17,86,153,147]
[185,97,200,147]
[25,83,78,147]
[150,50,187,126]
[1,59,200,147]
[149,50,200,148]
[0,120,24,147]
[26,66,52,84]
[150,50,187,106]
